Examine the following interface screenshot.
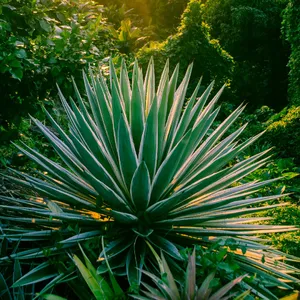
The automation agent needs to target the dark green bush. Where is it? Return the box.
[226,104,300,163]
[0,0,115,140]
[202,0,289,110]
[264,106,300,162]
[260,205,300,257]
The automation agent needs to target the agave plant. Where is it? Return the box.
[0,58,299,298]
[133,245,250,300]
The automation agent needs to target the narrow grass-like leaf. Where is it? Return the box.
[144,57,155,116]
[150,130,192,202]
[209,274,247,300]
[131,162,151,211]
[12,262,57,287]
[117,113,138,190]
[131,60,145,150]
[120,59,131,120]
[161,252,180,298]
[126,241,146,289]
[171,78,202,148]
[167,64,179,116]
[40,295,67,300]
[73,254,109,299]
[138,97,158,178]
[185,249,196,300]
[197,272,215,299]
[13,260,24,300]
[0,274,12,300]
[78,244,114,297]
[164,63,193,155]
[147,234,182,261]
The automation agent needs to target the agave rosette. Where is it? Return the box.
[0,58,299,297]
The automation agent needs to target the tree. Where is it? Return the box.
[98,0,189,39]
[137,0,234,95]
[282,0,300,105]
[202,0,289,110]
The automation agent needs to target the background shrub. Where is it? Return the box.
[0,0,115,141]
[265,106,300,162]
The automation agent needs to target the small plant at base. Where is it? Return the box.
[0,58,299,297]
[132,244,250,300]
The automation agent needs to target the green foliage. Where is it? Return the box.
[1,58,299,298]
[264,106,300,162]
[0,0,115,139]
[109,19,147,54]
[202,0,289,109]
[0,114,62,170]
[240,152,300,258]
[99,0,189,39]
[271,228,300,257]
[137,0,234,94]
[70,245,125,299]
[243,157,299,194]
[258,201,300,257]
[0,245,75,299]
[225,103,300,183]
[146,0,190,38]
[102,3,134,28]
[134,246,249,299]
[282,0,300,105]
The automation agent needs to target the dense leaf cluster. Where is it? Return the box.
[0,0,114,139]
[265,106,300,162]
